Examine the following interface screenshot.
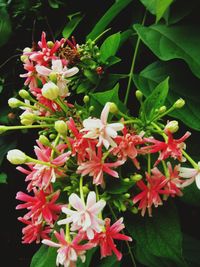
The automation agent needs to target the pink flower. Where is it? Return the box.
[92,217,132,261]
[57,192,106,239]
[29,32,64,65]
[42,229,94,267]
[179,162,200,189]
[133,172,174,216]
[112,127,144,169]
[17,141,70,191]
[20,59,38,90]
[142,131,191,165]
[16,189,61,225]
[82,103,124,149]
[77,147,124,186]
[18,217,51,244]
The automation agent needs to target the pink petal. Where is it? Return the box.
[69,193,85,211]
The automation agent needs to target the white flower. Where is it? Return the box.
[57,191,106,239]
[82,102,124,149]
[179,162,200,189]
[7,149,27,165]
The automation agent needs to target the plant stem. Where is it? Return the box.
[79,176,85,203]
[124,11,147,105]
[182,150,198,168]
[147,153,151,174]
[5,124,54,131]
[108,203,137,267]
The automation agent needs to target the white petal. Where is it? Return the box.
[36,65,51,76]
[42,239,61,248]
[63,67,79,77]
[83,118,102,129]
[179,167,198,178]
[88,199,106,214]
[86,228,94,240]
[108,122,124,131]
[105,126,117,138]
[69,193,85,211]
[52,59,63,72]
[86,191,96,208]
[195,173,200,189]
[100,103,110,124]
[57,217,72,225]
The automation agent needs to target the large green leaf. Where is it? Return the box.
[126,201,187,267]
[0,7,12,47]
[62,12,84,39]
[86,0,132,40]
[133,60,200,131]
[100,32,121,62]
[142,77,169,122]
[134,24,200,78]
[183,234,200,267]
[30,245,57,267]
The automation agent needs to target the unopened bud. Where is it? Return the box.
[23,47,31,53]
[55,120,68,134]
[124,193,130,198]
[83,95,89,104]
[131,207,138,214]
[20,55,28,62]
[123,178,130,183]
[164,120,179,133]
[8,98,21,108]
[174,98,185,109]
[135,90,143,101]
[20,112,35,125]
[42,82,59,100]
[7,149,27,165]
[108,102,118,114]
[19,89,31,100]
[130,174,142,182]
[89,106,94,112]
[49,133,56,140]
[39,135,51,146]
[47,41,54,48]
[49,72,57,83]
[83,186,89,195]
[159,106,167,113]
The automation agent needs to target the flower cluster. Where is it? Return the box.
[3,32,200,266]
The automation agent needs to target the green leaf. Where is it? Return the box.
[156,0,173,23]
[139,0,157,15]
[77,247,97,267]
[100,32,121,62]
[0,7,12,47]
[107,178,135,194]
[48,0,59,8]
[183,234,200,267]
[142,77,169,121]
[62,12,84,39]
[126,201,187,267]
[0,172,7,183]
[134,24,200,78]
[133,60,200,131]
[90,83,127,116]
[30,245,57,267]
[86,0,132,40]
[98,255,120,267]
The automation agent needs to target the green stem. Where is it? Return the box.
[93,28,111,43]
[55,97,68,113]
[108,203,137,267]
[65,204,71,242]
[182,150,198,169]
[152,105,175,121]
[26,156,58,168]
[51,133,61,158]
[124,11,147,105]
[79,176,85,203]
[147,153,151,174]
[35,116,57,121]
[4,124,54,131]
[151,122,167,141]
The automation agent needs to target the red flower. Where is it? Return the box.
[133,172,174,216]
[16,189,61,225]
[142,131,191,165]
[92,217,132,261]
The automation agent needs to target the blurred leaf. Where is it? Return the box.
[107,178,135,194]
[77,248,97,267]
[87,0,132,40]
[62,12,84,39]
[0,6,12,47]
[0,172,7,184]
[181,183,200,207]
[48,0,60,9]
[100,32,121,62]
[133,60,200,131]
[98,255,120,267]
[142,77,169,122]
[134,24,200,78]
[183,234,200,267]
[30,245,57,267]
[126,201,187,267]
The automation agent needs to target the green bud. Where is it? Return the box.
[124,193,130,198]
[20,112,35,125]
[23,47,31,53]
[123,178,130,183]
[164,120,179,133]
[108,102,118,114]
[20,55,28,62]
[173,98,185,109]
[159,106,167,113]
[49,72,57,83]
[89,106,94,112]
[7,149,27,165]
[82,186,89,195]
[8,98,22,108]
[135,90,143,101]
[54,120,68,135]
[131,207,138,214]
[19,89,31,100]
[130,174,142,182]
[39,135,51,146]
[47,41,54,48]
[49,133,56,140]
[83,95,89,104]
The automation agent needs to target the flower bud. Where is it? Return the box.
[131,207,138,214]
[42,82,59,100]
[89,106,94,112]
[124,193,130,198]
[8,98,22,108]
[173,98,185,109]
[135,90,143,102]
[164,120,179,133]
[39,135,51,147]
[123,178,130,182]
[49,72,57,83]
[130,174,142,182]
[159,106,167,113]
[108,102,118,114]
[19,89,31,100]
[83,95,89,104]
[23,47,31,53]
[47,41,54,48]
[7,149,27,164]
[20,112,35,125]
[49,133,56,140]
[20,55,28,62]
[54,120,68,134]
